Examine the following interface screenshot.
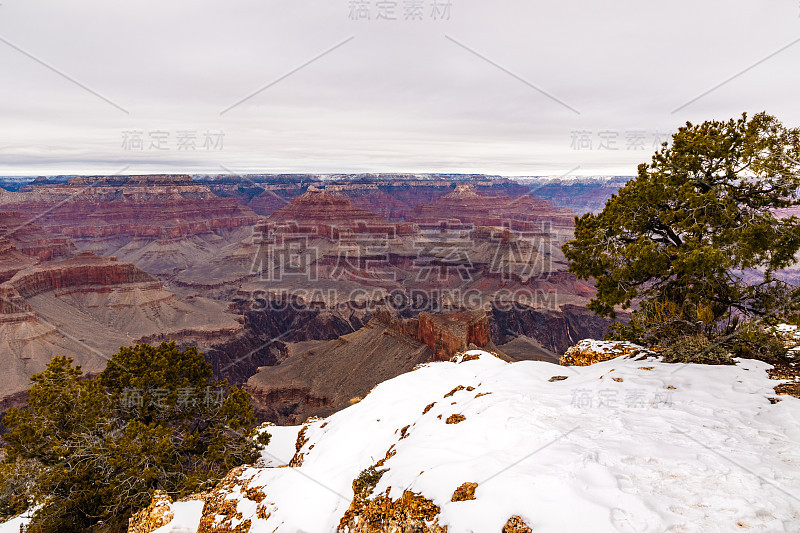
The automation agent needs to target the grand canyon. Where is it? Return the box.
[0,174,619,422]
[4,170,800,533]
[3,3,798,531]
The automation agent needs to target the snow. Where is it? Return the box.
[7,350,800,532]
[0,512,33,533]
[151,500,204,533]
[256,424,301,467]
[569,338,653,356]
[188,350,800,532]
[773,324,800,357]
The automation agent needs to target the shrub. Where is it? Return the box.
[0,342,269,533]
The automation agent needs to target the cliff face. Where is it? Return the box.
[245,309,499,424]
[0,236,38,284]
[0,176,261,275]
[0,251,242,401]
[409,184,575,232]
[267,187,414,237]
[522,177,629,214]
[490,303,617,355]
[416,310,491,360]
[5,251,155,298]
[0,211,76,262]
[1,175,259,244]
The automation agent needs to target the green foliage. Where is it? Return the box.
[565,112,800,342]
[0,342,269,533]
[658,335,735,365]
[0,455,39,520]
[353,465,386,499]
[727,321,789,363]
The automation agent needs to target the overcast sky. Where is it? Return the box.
[0,0,798,177]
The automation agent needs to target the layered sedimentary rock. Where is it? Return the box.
[0,210,76,262]
[267,187,414,237]
[417,310,490,359]
[0,175,259,274]
[0,251,241,400]
[0,237,38,284]
[490,303,617,355]
[245,309,500,424]
[409,184,575,234]
[325,183,412,220]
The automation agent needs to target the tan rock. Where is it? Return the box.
[127,491,174,533]
[560,339,650,366]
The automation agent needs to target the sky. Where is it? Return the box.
[0,0,799,177]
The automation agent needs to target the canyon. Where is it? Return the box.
[0,250,242,400]
[0,174,624,422]
[0,175,259,275]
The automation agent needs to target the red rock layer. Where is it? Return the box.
[0,210,76,261]
[1,175,259,241]
[325,183,413,220]
[0,237,38,284]
[373,308,492,360]
[3,251,156,299]
[267,187,414,237]
[410,184,575,231]
[417,310,491,360]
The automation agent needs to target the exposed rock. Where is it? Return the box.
[560,339,652,366]
[445,414,466,424]
[502,515,533,533]
[451,482,478,502]
[409,184,574,236]
[1,175,259,275]
[490,304,617,356]
[338,480,446,533]
[246,310,500,424]
[127,491,174,533]
[267,187,414,237]
[417,310,491,360]
[523,176,629,215]
[4,251,154,298]
[0,210,76,262]
[0,252,241,401]
[195,466,250,533]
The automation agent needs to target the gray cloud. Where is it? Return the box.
[1,0,798,176]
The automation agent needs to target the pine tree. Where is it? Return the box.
[0,343,269,533]
[563,112,800,355]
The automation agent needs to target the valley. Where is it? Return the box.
[0,174,621,424]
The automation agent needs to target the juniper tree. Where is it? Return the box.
[563,112,800,351]
[0,342,269,533]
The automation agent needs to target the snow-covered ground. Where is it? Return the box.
[141,349,800,533]
[0,506,37,533]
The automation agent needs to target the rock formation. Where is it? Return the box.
[0,210,76,262]
[0,251,242,401]
[266,187,414,237]
[522,176,629,214]
[245,309,501,424]
[132,348,800,533]
[0,175,260,274]
[409,183,575,234]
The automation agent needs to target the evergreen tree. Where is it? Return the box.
[563,112,800,354]
[0,343,269,532]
